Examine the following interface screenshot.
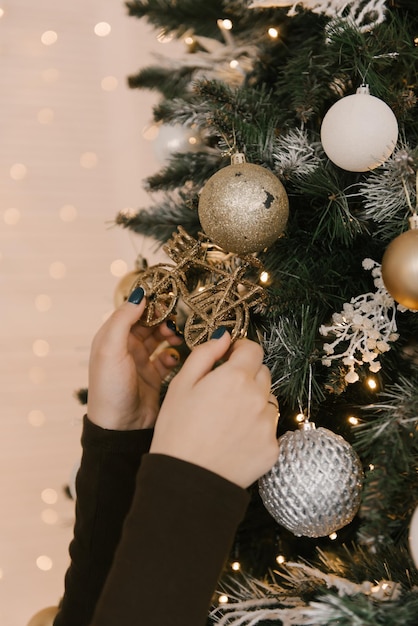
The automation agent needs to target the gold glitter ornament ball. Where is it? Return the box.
[381,220,418,311]
[198,154,289,255]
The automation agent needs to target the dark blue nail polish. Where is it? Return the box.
[166,319,177,332]
[211,326,226,339]
[128,286,144,305]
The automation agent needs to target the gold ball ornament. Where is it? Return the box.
[198,153,289,255]
[409,504,418,568]
[26,606,59,626]
[381,217,418,310]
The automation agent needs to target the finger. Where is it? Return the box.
[227,338,265,377]
[151,347,180,380]
[254,363,273,396]
[131,319,183,356]
[175,329,232,388]
[93,290,147,355]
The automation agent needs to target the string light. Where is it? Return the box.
[276,554,286,564]
[184,35,194,46]
[0,8,4,18]
[220,19,233,30]
[329,532,338,540]
[218,594,229,604]
[296,412,305,423]
[231,561,241,571]
[268,27,279,38]
[348,415,359,425]
[369,463,375,471]
[366,376,378,390]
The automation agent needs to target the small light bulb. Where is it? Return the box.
[260,271,269,284]
[218,594,229,604]
[329,532,338,540]
[348,415,358,425]
[276,554,286,564]
[296,413,305,423]
[184,36,194,46]
[369,463,375,471]
[366,377,377,390]
[231,561,241,571]
[268,27,279,38]
[41,31,58,46]
[221,19,233,30]
[414,36,418,46]
[229,59,239,69]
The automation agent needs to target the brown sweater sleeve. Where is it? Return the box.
[90,454,250,626]
[53,416,154,626]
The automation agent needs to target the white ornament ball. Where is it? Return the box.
[320,85,398,172]
[409,505,418,568]
[259,423,363,537]
[153,124,202,164]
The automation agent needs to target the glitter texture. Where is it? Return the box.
[198,162,289,255]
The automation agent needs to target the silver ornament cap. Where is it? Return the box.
[259,422,363,537]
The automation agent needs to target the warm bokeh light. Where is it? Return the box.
[41,30,58,46]
[27,409,46,427]
[37,108,55,124]
[10,163,27,180]
[329,532,338,540]
[276,554,286,564]
[59,204,78,222]
[49,261,67,279]
[101,75,118,91]
[41,488,58,505]
[348,415,359,425]
[32,339,50,357]
[41,509,59,525]
[221,19,233,30]
[80,151,98,169]
[366,377,378,390]
[35,294,52,312]
[268,27,279,38]
[3,208,21,225]
[218,594,229,604]
[94,21,111,37]
[41,67,60,83]
[110,259,128,277]
[231,561,241,571]
[28,366,46,384]
[36,555,53,571]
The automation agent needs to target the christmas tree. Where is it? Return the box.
[114,1,418,623]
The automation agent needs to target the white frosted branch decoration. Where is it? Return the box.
[319,259,399,383]
[248,1,387,32]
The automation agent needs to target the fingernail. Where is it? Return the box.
[166,319,183,338]
[128,286,144,305]
[211,326,226,339]
[166,319,177,332]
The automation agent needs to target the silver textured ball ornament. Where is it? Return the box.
[198,153,289,255]
[259,421,363,538]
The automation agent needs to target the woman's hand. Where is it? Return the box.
[87,287,183,431]
[150,329,279,488]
